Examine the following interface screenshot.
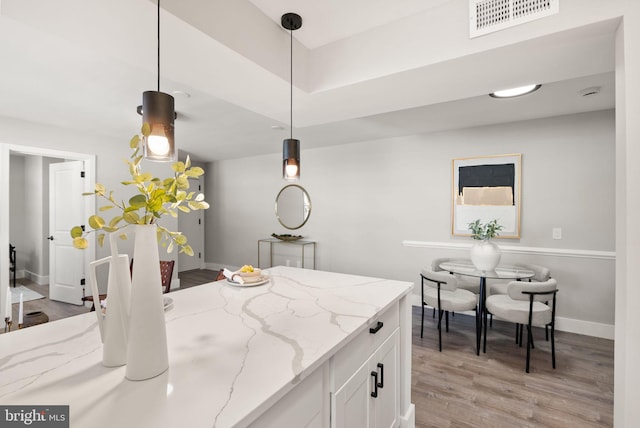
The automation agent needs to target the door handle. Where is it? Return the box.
[369,321,384,334]
[376,363,384,388]
[370,371,379,398]
[47,236,54,241]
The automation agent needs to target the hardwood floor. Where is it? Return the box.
[3,278,88,332]
[3,270,615,427]
[413,307,614,427]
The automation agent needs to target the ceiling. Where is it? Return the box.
[0,0,617,162]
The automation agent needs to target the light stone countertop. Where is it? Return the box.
[0,266,413,428]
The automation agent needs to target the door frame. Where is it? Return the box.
[1,144,95,325]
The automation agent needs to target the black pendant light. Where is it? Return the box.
[139,0,175,162]
[281,13,302,181]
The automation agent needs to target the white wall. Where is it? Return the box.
[9,155,26,278]
[206,110,616,336]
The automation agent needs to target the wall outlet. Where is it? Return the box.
[552,227,562,240]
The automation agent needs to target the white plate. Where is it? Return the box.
[226,275,269,287]
[163,297,174,311]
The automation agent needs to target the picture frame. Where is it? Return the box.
[452,153,521,238]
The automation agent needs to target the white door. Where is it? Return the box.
[178,176,204,272]
[49,161,85,304]
[334,361,371,428]
[372,331,399,428]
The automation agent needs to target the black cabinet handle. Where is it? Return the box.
[377,363,384,388]
[369,321,384,334]
[370,371,379,398]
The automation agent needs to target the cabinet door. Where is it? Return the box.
[371,330,399,428]
[334,362,371,428]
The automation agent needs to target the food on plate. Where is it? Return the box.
[238,265,261,277]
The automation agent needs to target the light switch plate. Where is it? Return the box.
[552,228,562,240]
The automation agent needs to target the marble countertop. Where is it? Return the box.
[0,266,413,428]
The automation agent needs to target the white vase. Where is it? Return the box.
[125,224,169,381]
[470,239,501,272]
[88,234,131,367]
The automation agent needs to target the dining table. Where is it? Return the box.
[438,260,535,355]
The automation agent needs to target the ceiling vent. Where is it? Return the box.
[469,0,559,38]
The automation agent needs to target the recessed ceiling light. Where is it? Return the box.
[271,125,285,130]
[489,84,541,98]
[172,90,191,98]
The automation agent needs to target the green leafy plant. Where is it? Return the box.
[70,123,209,255]
[468,219,503,240]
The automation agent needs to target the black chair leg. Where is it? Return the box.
[420,303,425,338]
[551,323,556,369]
[545,324,549,341]
[432,307,435,318]
[437,308,444,352]
[515,324,519,344]
[445,310,449,332]
[519,324,524,347]
[526,323,532,373]
[490,313,493,328]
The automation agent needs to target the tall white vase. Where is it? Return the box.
[88,234,131,367]
[470,239,501,272]
[125,224,169,381]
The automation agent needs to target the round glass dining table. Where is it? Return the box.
[438,260,535,355]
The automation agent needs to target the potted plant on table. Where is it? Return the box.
[468,219,503,272]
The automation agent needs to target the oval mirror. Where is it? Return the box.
[275,184,311,230]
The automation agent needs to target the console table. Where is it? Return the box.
[257,238,316,269]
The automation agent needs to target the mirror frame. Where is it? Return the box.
[275,184,312,230]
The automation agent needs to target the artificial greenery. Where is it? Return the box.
[70,123,209,255]
[468,219,503,240]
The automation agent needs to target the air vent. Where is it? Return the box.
[469,0,559,38]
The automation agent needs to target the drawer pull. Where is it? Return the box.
[377,363,384,388]
[369,321,384,334]
[370,371,379,398]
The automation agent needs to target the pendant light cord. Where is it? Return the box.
[290,28,293,140]
[157,0,161,92]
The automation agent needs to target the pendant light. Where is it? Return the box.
[281,13,302,181]
[139,0,175,162]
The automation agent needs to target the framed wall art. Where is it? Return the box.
[451,153,521,238]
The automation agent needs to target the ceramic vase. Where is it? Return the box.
[125,224,169,381]
[470,239,501,272]
[88,234,131,367]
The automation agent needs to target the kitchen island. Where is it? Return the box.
[0,266,415,427]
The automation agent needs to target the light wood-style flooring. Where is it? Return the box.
[413,307,614,427]
[4,270,614,427]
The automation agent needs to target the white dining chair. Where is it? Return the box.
[420,269,478,352]
[485,278,558,373]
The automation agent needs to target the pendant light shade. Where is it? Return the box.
[283,138,300,180]
[141,0,176,162]
[281,13,302,181]
[142,91,175,161]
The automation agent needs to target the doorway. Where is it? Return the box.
[1,144,95,327]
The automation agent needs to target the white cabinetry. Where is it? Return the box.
[334,330,399,428]
[333,302,401,428]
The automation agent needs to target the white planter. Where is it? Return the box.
[88,234,131,367]
[470,240,501,272]
[125,224,169,381]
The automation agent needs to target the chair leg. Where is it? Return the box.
[526,323,532,373]
[437,308,444,352]
[420,303,425,339]
[445,310,449,332]
[432,307,435,318]
[545,324,549,341]
[551,323,556,369]
[519,324,524,347]
[515,324,519,344]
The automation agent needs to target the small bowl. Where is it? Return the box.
[238,268,261,278]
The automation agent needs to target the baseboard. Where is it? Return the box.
[205,262,240,272]
[409,294,614,340]
[25,270,48,285]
